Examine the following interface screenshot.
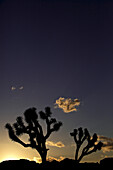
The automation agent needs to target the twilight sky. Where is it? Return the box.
[1,0,113,163]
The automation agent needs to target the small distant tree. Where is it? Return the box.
[5,107,62,164]
[70,127,103,163]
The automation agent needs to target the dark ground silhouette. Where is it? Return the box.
[0,158,113,169]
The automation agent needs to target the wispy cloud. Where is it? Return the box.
[33,156,65,163]
[11,86,24,91]
[98,136,113,152]
[19,86,24,90]
[11,86,16,91]
[54,97,80,113]
[46,141,65,148]
[47,156,65,162]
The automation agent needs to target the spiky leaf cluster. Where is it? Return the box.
[39,107,62,138]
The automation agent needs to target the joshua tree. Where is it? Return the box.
[70,127,103,163]
[5,107,62,164]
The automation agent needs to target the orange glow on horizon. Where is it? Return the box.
[1,155,65,164]
[1,155,41,164]
[1,155,19,162]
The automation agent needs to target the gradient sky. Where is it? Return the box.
[1,0,113,163]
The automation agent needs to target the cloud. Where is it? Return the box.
[11,86,16,91]
[46,141,65,148]
[33,156,65,163]
[33,157,42,163]
[19,86,24,90]
[54,97,80,113]
[47,156,65,162]
[11,86,24,91]
[98,136,113,152]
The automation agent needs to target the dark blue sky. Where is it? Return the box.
[1,0,113,162]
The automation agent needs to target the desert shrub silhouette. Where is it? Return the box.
[5,107,62,164]
[70,127,103,163]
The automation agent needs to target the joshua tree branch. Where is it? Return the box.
[5,124,32,148]
[44,117,51,140]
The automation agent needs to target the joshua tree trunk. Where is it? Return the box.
[77,153,84,163]
[75,145,80,163]
[36,139,48,164]
[41,151,47,164]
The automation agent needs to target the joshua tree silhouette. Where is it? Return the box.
[5,107,62,164]
[70,127,103,163]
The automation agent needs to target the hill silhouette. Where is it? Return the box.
[0,158,113,169]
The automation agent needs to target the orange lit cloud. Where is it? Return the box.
[47,156,65,162]
[55,97,80,113]
[46,141,65,148]
[33,156,65,163]
[98,136,113,152]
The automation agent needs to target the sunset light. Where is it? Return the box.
[2,155,19,162]
[1,0,113,169]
